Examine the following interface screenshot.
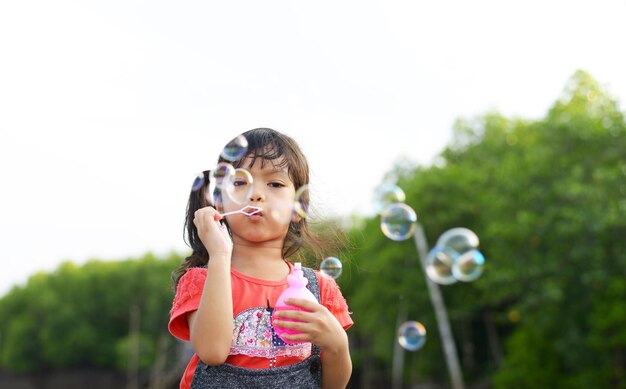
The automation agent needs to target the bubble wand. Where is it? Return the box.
[219,205,263,217]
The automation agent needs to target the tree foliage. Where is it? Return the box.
[0,253,183,374]
[341,70,626,388]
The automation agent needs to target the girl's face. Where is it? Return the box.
[220,156,298,246]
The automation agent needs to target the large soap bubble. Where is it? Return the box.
[380,203,417,241]
[451,249,485,282]
[221,168,254,205]
[320,257,343,279]
[425,246,459,285]
[221,134,248,162]
[436,227,479,254]
[435,227,485,282]
[212,162,235,188]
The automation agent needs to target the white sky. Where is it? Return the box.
[1,0,625,295]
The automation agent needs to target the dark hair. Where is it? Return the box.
[172,128,342,290]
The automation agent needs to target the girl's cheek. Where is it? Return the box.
[268,199,293,225]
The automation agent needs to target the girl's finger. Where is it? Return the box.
[284,298,321,311]
[280,332,311,343]
[194,207,223,224]
[272,319,307,332]
[274,310,312,321]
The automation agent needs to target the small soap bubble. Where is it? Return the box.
[380,203,417,241]
[397,321,426,351]
[222,168,254,205]
[212,163,235,188]
[220,134,248,162]
[191,173,205,192]
[293,185,310,219]
[452,249,485,282]
[373,184,406,214]
[425,246,458,285]
[269,198,294,225]
[436,227,479,254]
[320,257,343,279]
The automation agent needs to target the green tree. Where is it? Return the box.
[342,70,626,388]
[0,252,184,374]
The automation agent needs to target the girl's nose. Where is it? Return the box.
[249,184,265,202]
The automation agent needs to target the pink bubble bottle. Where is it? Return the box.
[272,262,318,344]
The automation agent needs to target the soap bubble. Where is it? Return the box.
[222,168,254,205]
[320,257,343,279]
[269,198,294,225]
[425,246,458,285]
[397,321,426,351]
[221,134,248,162]
[205,176,219,207]
[293,185,310,219]
[452,249,485,282]
[380,203,417,241]
[436,227,479,254]
[212,163,235,188]
[191,172,205,191]
[373,184,406,214]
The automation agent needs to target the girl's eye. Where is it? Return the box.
[233,180,248,187]
[269,182,285,188]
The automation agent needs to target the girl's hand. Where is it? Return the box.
[273,298,348,353]
[193,206,232,259]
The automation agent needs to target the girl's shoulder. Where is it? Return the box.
[181,265,208,279]
[313,270,348,307]
[176,266,208,294]
[169,266,208,341]
[311,269,337,289]
[311,269,353,330]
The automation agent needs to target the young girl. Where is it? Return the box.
[169,128,353,388]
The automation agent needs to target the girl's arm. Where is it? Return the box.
[188,207,234,365]
[273,298,352,388]
[320,334,352,388]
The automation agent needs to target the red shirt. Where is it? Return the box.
[168,261,353,389]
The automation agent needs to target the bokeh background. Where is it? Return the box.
[1,1,625,388]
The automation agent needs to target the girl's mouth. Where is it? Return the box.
[243,206,263,218]
[246,208,263,217]
[248,212,263,220]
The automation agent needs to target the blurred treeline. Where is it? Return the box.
[1,70,625,388]
[0,253,187,388]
